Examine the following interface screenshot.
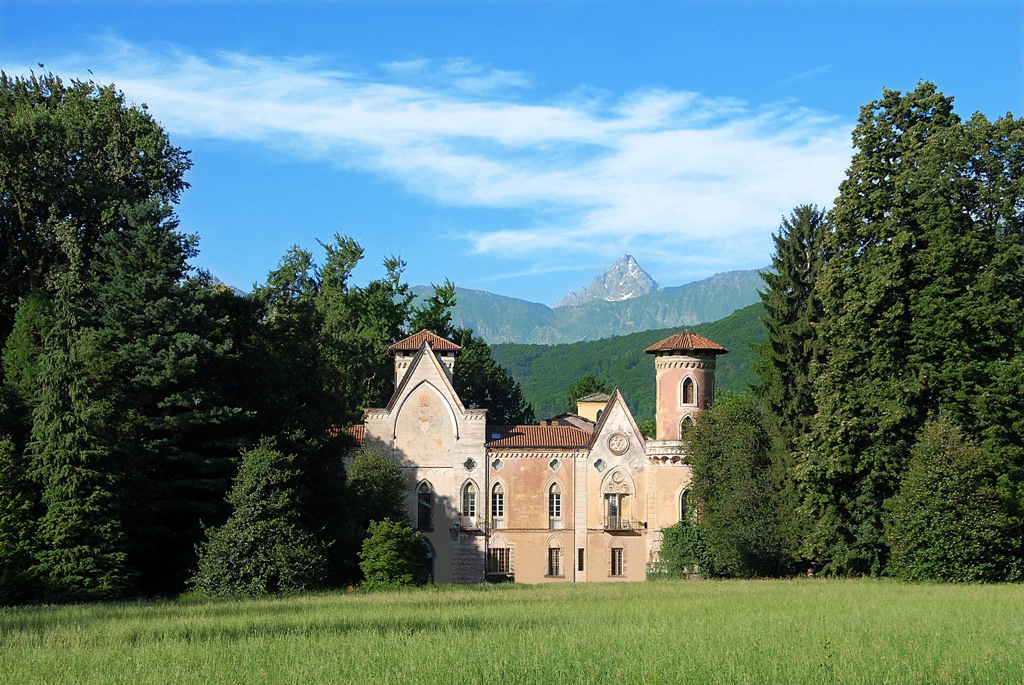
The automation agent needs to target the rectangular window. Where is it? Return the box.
[488,548,510,574]
[547,548,562,577]
[577,548,585,572]
[611,548,624,577]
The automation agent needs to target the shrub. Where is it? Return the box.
[191,438,328,597]
[358,518,430,590]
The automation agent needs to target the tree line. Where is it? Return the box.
[0,71,532,603]
[657,83,1024,582]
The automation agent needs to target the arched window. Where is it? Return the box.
[679,490,689,521]
[491,483,505,527]
[547,538,562,577]
[682,376,696,405]
[461,481,477,518]
[548,483,562,529]
[679,414,694,438]
[416,481,434,531]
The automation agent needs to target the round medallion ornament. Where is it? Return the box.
[608,432,629,455]
[612,471,624,484]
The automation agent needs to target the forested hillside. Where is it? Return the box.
[412,268,763,344]
[491,302,765,422]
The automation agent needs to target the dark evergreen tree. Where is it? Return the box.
[753,205,829,564]
[191,439,328,597]
[88,201,242,595]
[687,393,788,578]
[28,245,132,600]
[0,435,37,603]
[886,417,1023,582]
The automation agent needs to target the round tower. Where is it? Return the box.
[644,331,728,441]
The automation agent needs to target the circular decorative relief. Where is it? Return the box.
[608,432,629,455]
[612,471,625,483]
[463,458,476,471]
[491,458,503,471]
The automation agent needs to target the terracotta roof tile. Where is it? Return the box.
[485,425,592,448]
[388,330,461,354]
[644,330,728,355]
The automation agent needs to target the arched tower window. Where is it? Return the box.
[416,481,434,531]
[679,490,689,521]
[681,376,696,405]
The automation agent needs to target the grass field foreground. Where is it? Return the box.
[1,579,1022,684]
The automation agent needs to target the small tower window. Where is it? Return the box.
[681,376,696,405]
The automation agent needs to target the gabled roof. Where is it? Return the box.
[485,425,593,448]
[383,341,466,415]
[388,330,461,355]
[587,389,646,450]
[644,330,728,355]
[577,392,611,403]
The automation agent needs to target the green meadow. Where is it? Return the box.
[2,579,1022,684]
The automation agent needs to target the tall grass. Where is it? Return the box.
[2,579,1021,684]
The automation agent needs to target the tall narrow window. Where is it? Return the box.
[611,548,624,577]
[549,483,562,528]
[417,482,434,531]
[547,547,562,577]
[491,483,505,528]
[682,377,696,405]
[679,490,689,521]
[461,482,477,518]
[577,548,585,572]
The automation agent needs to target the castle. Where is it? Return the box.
[353,328,727,583]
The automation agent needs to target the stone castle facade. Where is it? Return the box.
[356,329,727,583]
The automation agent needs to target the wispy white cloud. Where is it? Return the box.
[14,39,853,277]
[774,64,834,88]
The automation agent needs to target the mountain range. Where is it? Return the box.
[553,254,659,307]
[413,262,766,345]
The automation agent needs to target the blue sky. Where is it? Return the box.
[3,1,1022,305]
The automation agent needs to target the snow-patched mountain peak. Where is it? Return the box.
[554,254,660,308]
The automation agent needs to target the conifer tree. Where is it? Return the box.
[88,201,242,595]
[753,205,828,562]
[192,438,328,597]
